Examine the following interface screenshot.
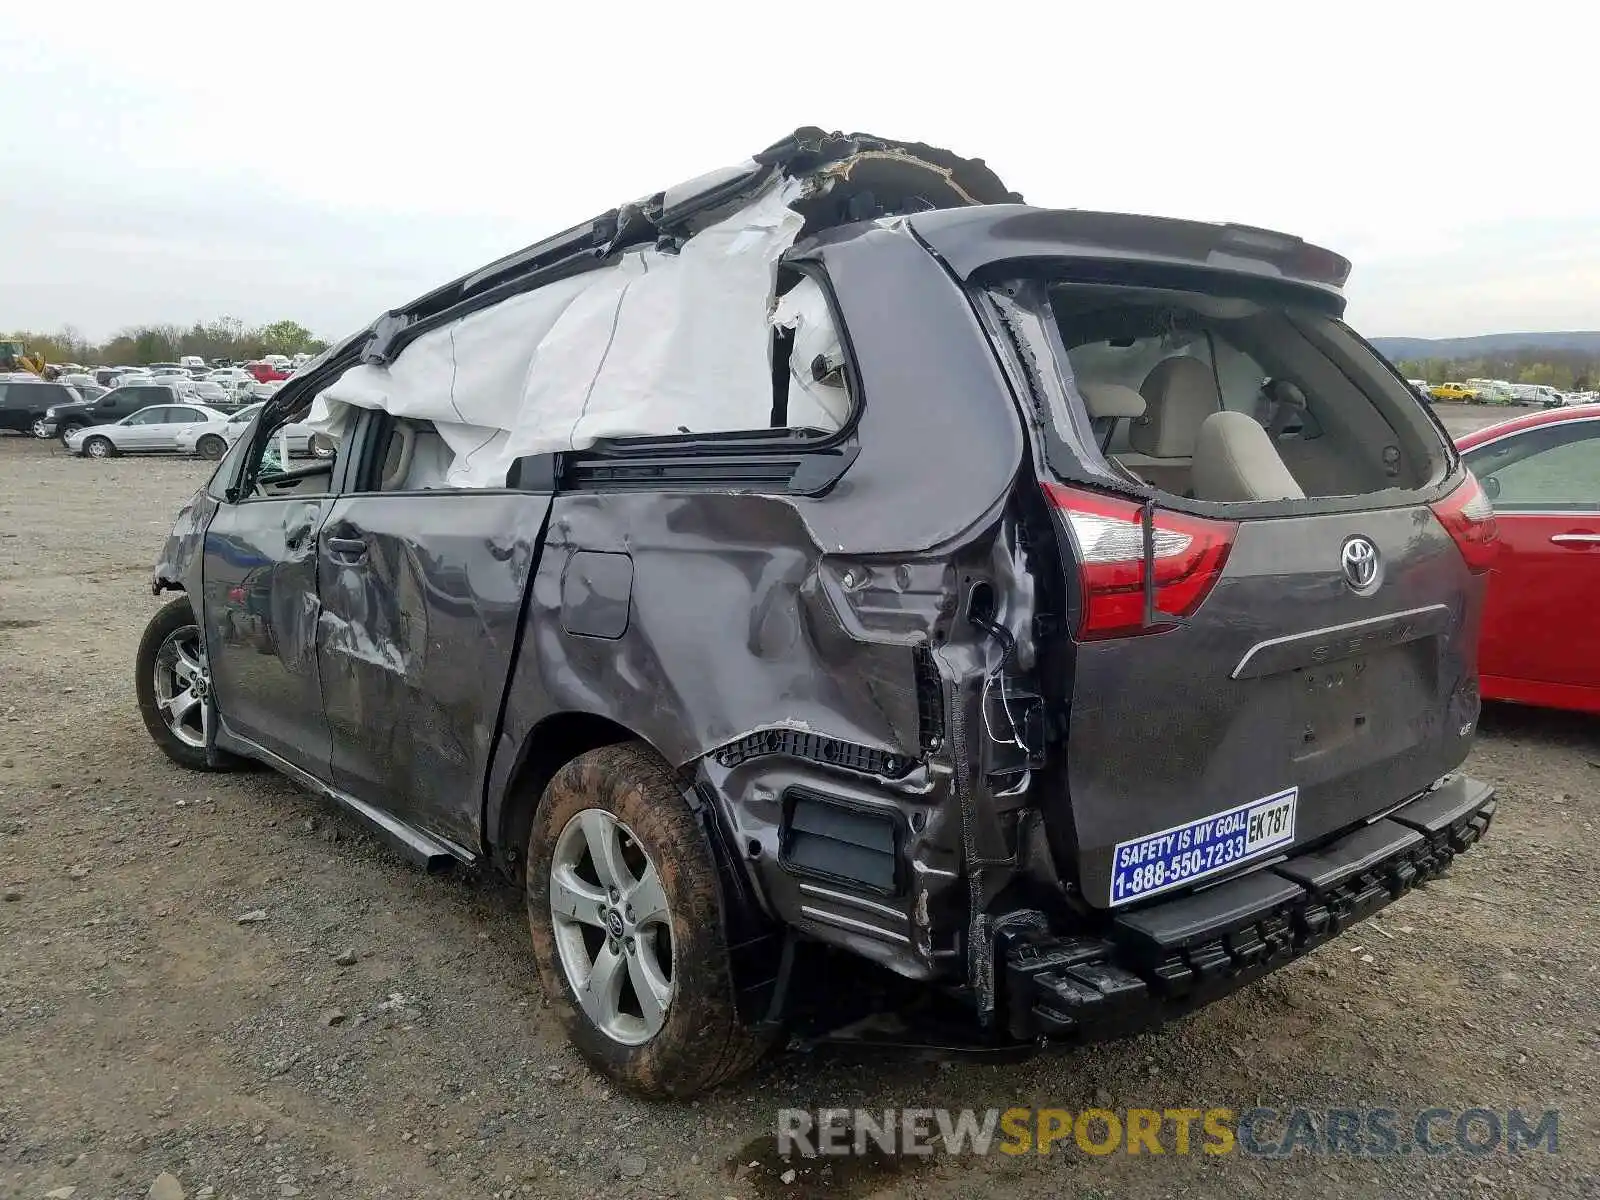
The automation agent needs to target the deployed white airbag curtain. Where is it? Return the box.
[771,277,851,431]
[308,178,807,488]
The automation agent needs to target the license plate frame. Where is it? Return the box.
[1108,786,1299,907]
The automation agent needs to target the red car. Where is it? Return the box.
[1457,404,1600,714]
[245,360,289,383]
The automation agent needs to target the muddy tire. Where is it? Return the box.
[135,596,246,772]
[196,434,227,460]
[526,741,775,1098]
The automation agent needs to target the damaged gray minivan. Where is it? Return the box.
[136,128,1499,1098]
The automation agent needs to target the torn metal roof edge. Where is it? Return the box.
[347,128,1021,365]
[309,126,1352,379]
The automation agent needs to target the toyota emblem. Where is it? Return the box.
[1341,536,1382,595]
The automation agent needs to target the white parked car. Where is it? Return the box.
[172,402,332,461]
[64,403,229,458]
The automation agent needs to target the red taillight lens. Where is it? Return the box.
[1430,471,1499,574]
[1042,482,1238,640]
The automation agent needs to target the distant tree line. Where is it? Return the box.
[1393,348,1595,391]
[4,317,330,366]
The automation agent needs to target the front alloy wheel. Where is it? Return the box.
[30,418,50,439]
[134,596,245,772]
[84,435,113,458]
[152,624,209,749]
[549,809,675,1045]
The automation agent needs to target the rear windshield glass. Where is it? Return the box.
[1041,283,1445,500]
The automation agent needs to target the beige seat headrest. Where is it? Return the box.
[1131,356,1221,458]
[1078,382,1146,421]
[1190,411,1306,503]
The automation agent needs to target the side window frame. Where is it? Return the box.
[219,400,351,506]
[1463,419,1600,513]
[556,262,863,498]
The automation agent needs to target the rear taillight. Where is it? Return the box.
[1430,471,1499,574]
[1042,482,1237,640]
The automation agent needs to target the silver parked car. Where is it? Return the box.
[173,402,331,460]
[64,403,229,458]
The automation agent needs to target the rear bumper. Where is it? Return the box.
[1002,774,1495,1041]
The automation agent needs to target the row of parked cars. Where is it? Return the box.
[1420,379,1596,407]
[0,375,323,459]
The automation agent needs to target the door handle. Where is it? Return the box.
[1550,533,1600,546]
[325,536,368,561]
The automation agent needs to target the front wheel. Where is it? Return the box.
[57,423,83,447]
[135,596,245,772]
[309,434,336,460]
[525,742,775,1098]
[30,418,50,439]
[196,434,227,460]
[83,435,114,458]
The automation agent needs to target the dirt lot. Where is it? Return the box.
[0,432,1595,1200]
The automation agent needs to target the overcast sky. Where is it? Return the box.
[4,2,1597,343]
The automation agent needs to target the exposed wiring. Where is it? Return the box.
[971,612,1027,752]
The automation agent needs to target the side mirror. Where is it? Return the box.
[1482,475,1501,500]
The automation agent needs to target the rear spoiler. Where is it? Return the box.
[909,207,1353,298]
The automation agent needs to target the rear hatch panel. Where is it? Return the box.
[1056,504,1483,910]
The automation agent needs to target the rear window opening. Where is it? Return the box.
[1043,282,1449,505]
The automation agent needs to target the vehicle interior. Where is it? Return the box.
[1049,285,1445,502]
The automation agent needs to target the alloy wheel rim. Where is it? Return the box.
[549,808,675,1045]
[87,439,109,458]
[153,624,209,749]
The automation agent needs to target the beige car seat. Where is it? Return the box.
[1078,382,1146,452]
[1122,356,1222,493]
[1189,411,1306,502]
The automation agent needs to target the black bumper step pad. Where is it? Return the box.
[1002,777,1496,1040]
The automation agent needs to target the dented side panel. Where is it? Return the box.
[486,231,1043,979]
[202,496,334,774]
[152,487,216,598]
[315,491,551,851]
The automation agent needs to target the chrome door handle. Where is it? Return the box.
[1550,533,1600,545]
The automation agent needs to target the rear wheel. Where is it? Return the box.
[135,596,245,772]
[83,435,114,459]
[309,434,336,460]
[525,742,775,1098]
[196,434,227,460]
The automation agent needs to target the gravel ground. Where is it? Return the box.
[0,433,1595,1200]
